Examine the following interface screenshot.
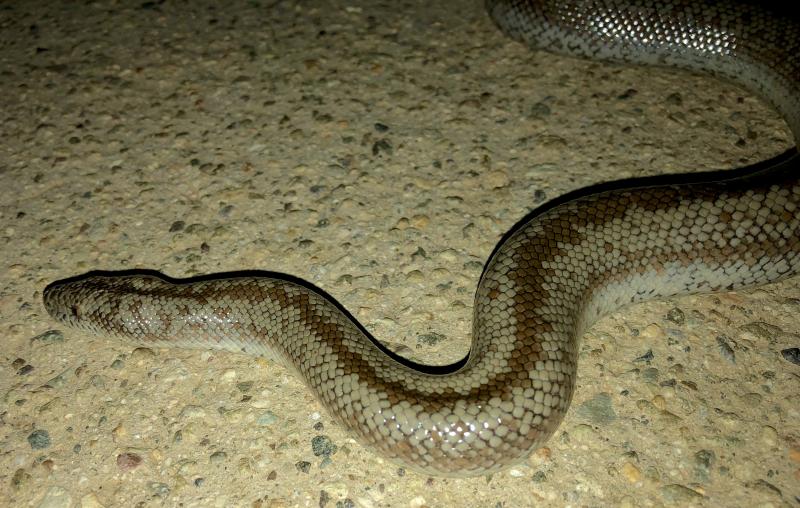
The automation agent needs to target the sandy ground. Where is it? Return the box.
[1,0,799,506]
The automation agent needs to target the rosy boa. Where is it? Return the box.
[44,0,799,476]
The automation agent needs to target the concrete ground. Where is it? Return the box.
[1,1,798,506]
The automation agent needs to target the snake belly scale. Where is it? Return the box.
[43,0,800,476]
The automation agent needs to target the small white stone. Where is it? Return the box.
[80,492,106,508]
[639,323,666,340]
[37,486,72,508]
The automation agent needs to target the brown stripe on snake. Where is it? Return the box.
[44,0,800,476]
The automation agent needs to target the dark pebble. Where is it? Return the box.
[418,332,445,346]
[665,307,685,325]
[530,101,551,118]
[693,449,715,482]
[531,470,546,483]
[31,330,64,344]
[575,392,617,425]
[780,347,800,365]
[311,435,337,457]
[149,482,170,497]
[740,321,782,339]
[665,92,683,105]
[716,336,736,363]
[27,429,51,449]
[295,460,311,473]
[372,139,392,156]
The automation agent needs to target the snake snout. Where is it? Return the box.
[42,278,104,329]
[43,282,76,324]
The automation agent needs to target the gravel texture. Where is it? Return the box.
[1,0,798,506]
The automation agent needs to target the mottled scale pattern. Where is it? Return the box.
[44,0,800,477]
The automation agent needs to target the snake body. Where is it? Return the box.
[44,0,800,476]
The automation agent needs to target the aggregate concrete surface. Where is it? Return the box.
[1,1,799,506]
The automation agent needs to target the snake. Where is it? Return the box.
[43,0,800,477]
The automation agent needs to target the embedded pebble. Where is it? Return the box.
[311,435,338,457]
[651,395,667,411]
[111,423,127,442]
[531,470,547,483]
[410,215,430,229]
[222,407,245,422]
[665,307,685,325]
[31,330,64,344]
[781,347,800,365]
[716,335,736,363]
[209,451,227,464]
[116,453,142,472]
[760,425,778,446]
[44,369,69,388]
[485,169,510,189]
[575,393,617,425]
[639,323,666,340]
[748,479,782,499]
[79,492,106,508]
[620,462,641,483]
[180,406,206,419]
[417,332,446,346]
[660,484,704,503]
[436,249,460,263]
[641,367,659,382]
[739,321,782,340]
[405,270,425,283]
[36,486,71,508]
[148,482,170,497]
[257,411,278,426]
[130,347,154,361]
[569,424,597,443]
[693,449,715,482]
[530,101,552,118]
[27,429,51,449]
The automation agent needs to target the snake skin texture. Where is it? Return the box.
[44,0,800,477]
